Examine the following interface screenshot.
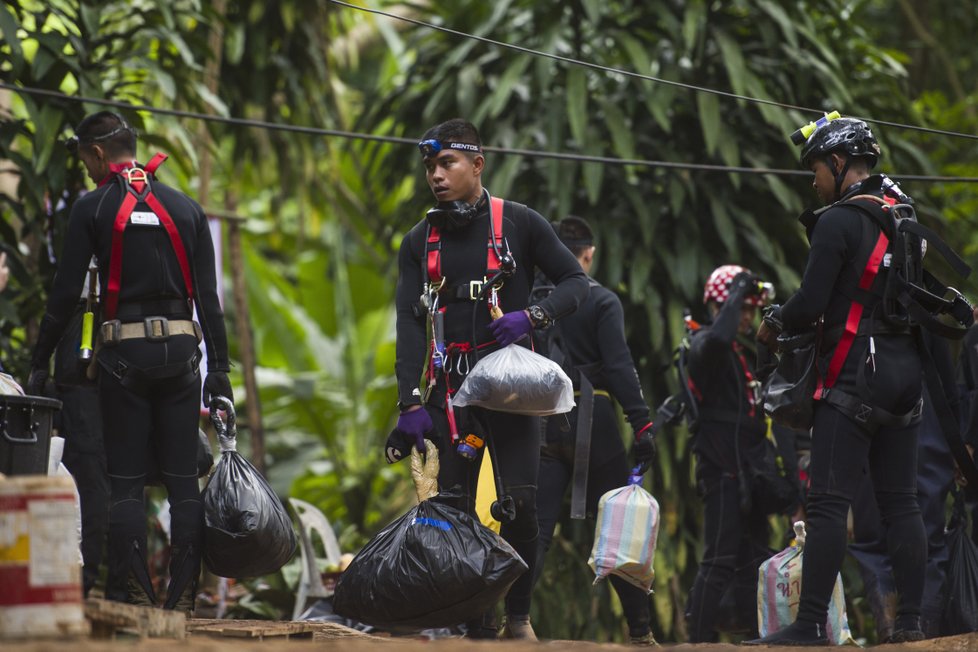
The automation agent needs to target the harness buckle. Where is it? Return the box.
[100,320,122,346]
[469,279,484,301]
[144,316,170,341]
[112,358,129,381]
[125,167,148,184]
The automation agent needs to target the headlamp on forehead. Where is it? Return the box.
[417,139,482,159]
[65,123,134,154]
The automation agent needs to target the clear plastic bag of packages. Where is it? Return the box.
[452,344,574,416]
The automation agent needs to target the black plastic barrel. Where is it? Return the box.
[0,395,63,476]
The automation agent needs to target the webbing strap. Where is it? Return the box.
[815,230,890,397]
[487,196,504,273]
[105,191,139,321]
[103,155,194,321]
[424,195,505,285]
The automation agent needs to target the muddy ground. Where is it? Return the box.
[3,628,976,652]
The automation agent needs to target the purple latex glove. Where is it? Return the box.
[395,407,433,454]
[488,310,532,346]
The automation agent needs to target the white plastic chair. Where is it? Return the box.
[288,497,343,621]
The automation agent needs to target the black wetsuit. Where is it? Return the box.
[395,193,588,622]
[684,277,772,642]
[777,174,926,630]
[533,277,653,639]
[32,162,229,606]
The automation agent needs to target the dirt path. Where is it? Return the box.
[3,629,976,652]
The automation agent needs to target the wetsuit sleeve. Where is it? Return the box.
[926,330,960,425]
[595,291,651,431]
[32,201,97,367]
[395,230,426,408]
[780,208,852,331]
[190,202,230,372]
[688,274,751,368]
[525,208,588,320]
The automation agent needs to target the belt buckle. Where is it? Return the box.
[100,319,122,346]
[469,279,484,301]
[144,316,170,341]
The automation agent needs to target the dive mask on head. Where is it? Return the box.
[426,199,480,231]
[65,113,136,154]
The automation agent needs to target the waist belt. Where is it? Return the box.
[821,387,923,431]
[438,280,490,304]
[115,299,192,321]
[101,318,201,344]
[697,407,767,434]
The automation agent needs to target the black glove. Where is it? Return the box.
[27,366,49,396]
[202,371,233,407]
[630,422,657,465]
[762,303,784,333]
[385,428,413,464]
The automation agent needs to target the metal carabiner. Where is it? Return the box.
[459,352,471,376]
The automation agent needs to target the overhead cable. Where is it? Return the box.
[3,83,978,182]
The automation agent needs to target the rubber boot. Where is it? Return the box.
[742,621,829,646]
[463,609,498,640]
[884,615,925,643]
[163,499,204,615]
[500,614,538,641]
[105,535,157,606]
[163,544,200,614]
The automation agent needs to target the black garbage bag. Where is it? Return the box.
[764,329,819,430]
[942,491,978,635]
[201,397,296,578]
[333,497,528,629]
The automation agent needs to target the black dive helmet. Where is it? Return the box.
[796,113,881,200]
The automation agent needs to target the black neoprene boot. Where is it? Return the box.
[884,615,925,643]
[742,621,829,646]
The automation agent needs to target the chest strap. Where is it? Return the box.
[425,196,504,285]
[103,153,194,322]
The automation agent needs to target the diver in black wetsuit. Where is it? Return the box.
[391,119,588,640]
[751,117,927,646]
[29,111,232,612]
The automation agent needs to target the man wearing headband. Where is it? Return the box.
[530,216,658,645]
[391,118,588,640]
[29,111,231,614]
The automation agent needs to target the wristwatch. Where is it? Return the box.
[527,304,552,329]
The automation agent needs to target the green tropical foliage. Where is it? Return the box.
[2,0,976,644]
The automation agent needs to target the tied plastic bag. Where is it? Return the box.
[764,329,819,430]
[332,497,528,629]
[941,491,978,635]
[201,397,297,578]
[452,344,574,416]
[757,521,856,645]
[588,473,660,593]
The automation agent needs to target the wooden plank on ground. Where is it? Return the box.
[85,598,185,639]
[188,618,317,640]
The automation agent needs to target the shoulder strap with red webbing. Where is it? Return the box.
[103,153,195,321]
[814,195,892,398]
[425,196,504,286]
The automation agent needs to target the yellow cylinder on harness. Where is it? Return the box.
[78,311,94,361]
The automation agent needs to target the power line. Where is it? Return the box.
[327,0,978,144]
[4,82,978,182]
